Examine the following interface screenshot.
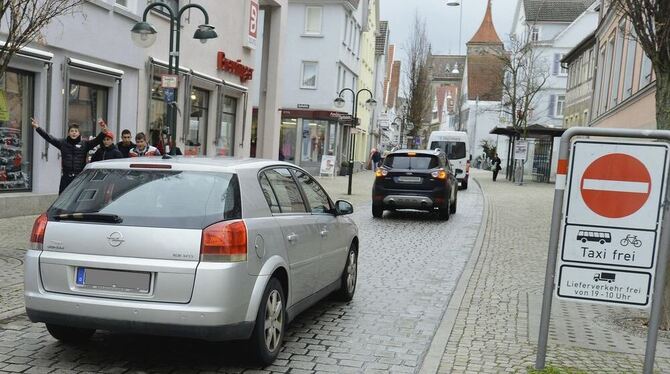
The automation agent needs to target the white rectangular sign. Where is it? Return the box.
[557,265,651,306]
[319,155,336,176]
[514,140,528,160]
[556,140,670,307]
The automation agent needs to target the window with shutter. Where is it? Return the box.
[548,95,556,117]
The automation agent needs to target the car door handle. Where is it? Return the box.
[287,233,298,243]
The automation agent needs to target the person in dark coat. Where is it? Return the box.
[32,118,109,194]
[91,132,123,162]
[492,153,502,182]
[116,129,135,158]
[371,148,382,169]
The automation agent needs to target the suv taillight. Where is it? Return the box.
[200,220,247,262]
[431,169,447,179]
[375,168,388,178]
[30,213,48,250]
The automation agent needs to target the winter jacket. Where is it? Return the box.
[91,144,123,162]
[129,145,161,157]
[116,141,135,158]
[36,127,106,175]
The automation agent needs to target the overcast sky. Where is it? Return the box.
[380,0,518,57]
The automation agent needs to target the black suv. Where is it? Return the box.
[372,149,458,219]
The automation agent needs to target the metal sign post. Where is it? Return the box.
[535,127,670,374]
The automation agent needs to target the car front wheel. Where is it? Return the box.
[45,323,95,344]
[249,278,285,365]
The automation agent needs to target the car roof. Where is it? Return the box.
[85,156,297,173]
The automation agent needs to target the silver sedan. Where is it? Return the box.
[24,158,358,365]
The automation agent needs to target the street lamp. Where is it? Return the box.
[446,0,463,55]
[131,3,218,156]
[334,88,377,195]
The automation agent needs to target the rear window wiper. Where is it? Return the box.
[53,213,123,223]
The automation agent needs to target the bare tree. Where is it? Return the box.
[0,0,83,77]
[498,34,549,138]
[609,0,670,328]
[402,12,432,148]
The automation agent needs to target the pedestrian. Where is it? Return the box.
[371,148,381,169]
[91,132,123,162]
[32,118,109,194]
[129,132,161,157]
[492,153,502,182]
[117,129,135,158]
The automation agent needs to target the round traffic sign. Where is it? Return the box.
[580,153,651,218]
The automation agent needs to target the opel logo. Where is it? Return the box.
[107,232,125,247]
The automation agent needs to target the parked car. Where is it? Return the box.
[372,149,458,220]
[24,158,358,365]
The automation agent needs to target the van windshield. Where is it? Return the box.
[430,141,466,160]
[48,169,241,229]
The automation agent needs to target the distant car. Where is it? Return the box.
[372,149,458,220]
[24,158,359,365]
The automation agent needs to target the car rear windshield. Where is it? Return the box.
[383,154,439,170]
[430,141,466,160]
[48,169,241,229]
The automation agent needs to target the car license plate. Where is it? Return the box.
[75,267,150,294]
[397,176,422,183]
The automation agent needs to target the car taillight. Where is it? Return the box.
[431,169,447,179]
[200,220,248,262]
[30,213,48,250]
[375,168,388,178]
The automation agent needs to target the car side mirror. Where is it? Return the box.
[336,200,354,215]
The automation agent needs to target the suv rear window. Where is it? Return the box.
[430,141,466,160]
[48,169,241,229]
[383,154,440,170]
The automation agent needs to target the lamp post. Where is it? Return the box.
[446,1,463,55]
[334,88,377,195]
[131,3,218,156]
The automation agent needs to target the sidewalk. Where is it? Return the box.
[432,169,670,373]
[316,170,376,208]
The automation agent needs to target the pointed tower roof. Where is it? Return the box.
[468,0,503,45]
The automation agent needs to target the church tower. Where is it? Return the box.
[465,0,505,101]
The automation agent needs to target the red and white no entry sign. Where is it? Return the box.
[580,153,651,218]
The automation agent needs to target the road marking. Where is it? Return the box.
[582,179,649,194]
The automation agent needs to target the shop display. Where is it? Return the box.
[0,126,29,190]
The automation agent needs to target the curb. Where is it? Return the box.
[418,176,491,374]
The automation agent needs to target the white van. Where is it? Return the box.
[427,131,470,189]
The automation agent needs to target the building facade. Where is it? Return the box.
[562,32,596,128]
[427,54,465,133]
[510,0,597,127]
[589,1,656,129]
[0,0,287,217]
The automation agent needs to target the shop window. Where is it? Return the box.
[68,81,108,139]
[304,6,322,35]
[279,118,297,162]
[0,70,33,192]
[217,95,237,156]
[186,87,209,156]
[301,61,318,89]
[301,120,327,163]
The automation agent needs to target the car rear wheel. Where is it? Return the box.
[450,190,458,214]
[334,243,358,301]
[372,202,383,218]
[439,198,451,221]
[249,278,285,365]
[45,323,95,344]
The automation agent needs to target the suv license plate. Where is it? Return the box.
[397,176,422,183]
[75,267,150,294]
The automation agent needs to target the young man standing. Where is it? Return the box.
[117,129,135,158]
[32,118,109,193]
[129,132,161,157]
[91,132,123,162]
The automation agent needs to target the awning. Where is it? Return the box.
[0,41,53,62]
[68,57,124,77]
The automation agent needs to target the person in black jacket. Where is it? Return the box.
[117,129,135,158]
[91,132,123,162]
[32,118,109,194]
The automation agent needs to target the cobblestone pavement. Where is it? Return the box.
[437,169,670,373]
[0,171,484,373]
